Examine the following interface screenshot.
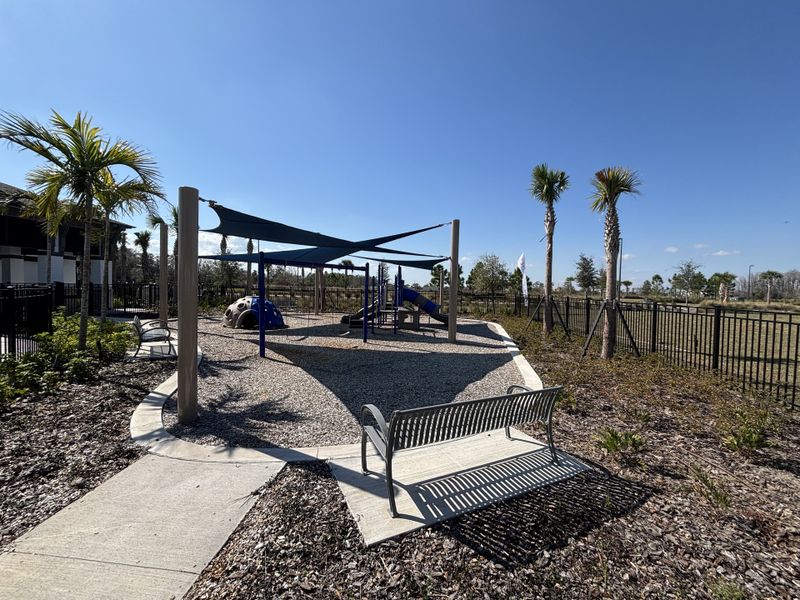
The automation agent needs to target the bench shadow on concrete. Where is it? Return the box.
[436,463,652,569]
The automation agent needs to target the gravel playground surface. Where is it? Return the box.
[164,314,523,448]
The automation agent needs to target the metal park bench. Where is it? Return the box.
[360,385,563,517]
[132,315,173,358]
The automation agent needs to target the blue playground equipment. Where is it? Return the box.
[228,296,287,330]
[250,297,286,329]
[400,287,448,323]
[343,265,448,331]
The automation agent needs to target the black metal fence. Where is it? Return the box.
[516,296,799,408]
[0,286,53,356]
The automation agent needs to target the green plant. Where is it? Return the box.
[0,110,162,350]
[0,312,134,412]
[689,463,731,510]
[596,427,646,455]
[708,578,746,600]
[716,399,774,454]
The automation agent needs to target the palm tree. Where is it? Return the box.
[590,167,641,359]
[0,110,160,350]
[134,230,152,282]
[117,232,129,284]
[147,205,179,280]
[529,164,570,334]
[621,280,632,295]
[245,238,254,295]
[13,189,78,284]
[97,170,163,321]
[759,270,783,304]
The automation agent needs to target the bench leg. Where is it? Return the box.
[360,430,368,475]
[504,425,511,440]
[386,455,398,517]
[546,421,559,464]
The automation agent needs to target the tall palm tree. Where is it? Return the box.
[0,110,160,350]
[246,238,254,295]
[590,167,642,359]
[529,164,570,334]
[147,204,179,280]
[134,230,152,282]
[118,231,129,284]
[97,170,163,321]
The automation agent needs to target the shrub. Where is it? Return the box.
[596,427,646,456]
[708,578,746,600]
[0,312,134,410]
[716,398,774,454]
[689,463,730,510]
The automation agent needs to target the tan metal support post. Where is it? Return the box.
[448,219,459,342]
[159,223,168,327]
[177,186,198,424]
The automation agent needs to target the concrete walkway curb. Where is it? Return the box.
[130,319,543,464]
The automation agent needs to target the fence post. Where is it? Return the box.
[584,297,591,335]
[711,305,722,370]
[565,296,570,331]
[650,302,658,353]
[52,281,64,311]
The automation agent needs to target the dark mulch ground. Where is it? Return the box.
[0,359,175,550]
[183,316,799,599]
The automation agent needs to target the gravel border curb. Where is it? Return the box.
[129,320,541,464]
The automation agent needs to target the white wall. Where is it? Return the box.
[63,258,77,284]
[23,260,37,283]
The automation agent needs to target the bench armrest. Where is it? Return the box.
[506,384,535,394]
[141,328,172,340]
[360,404,389,440]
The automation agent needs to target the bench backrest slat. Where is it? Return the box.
[388,386,562,453]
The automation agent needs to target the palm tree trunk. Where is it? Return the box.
[601,204,620,359]
[78,195,93,351]
[100,215,111,324]
[46,234,53,285]
[543,202,555,334]
[246,261,252,296]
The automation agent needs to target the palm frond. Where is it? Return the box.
[590,167,641,212]
[530,163,570,205]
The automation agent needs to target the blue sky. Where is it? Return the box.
[1,1,798,285]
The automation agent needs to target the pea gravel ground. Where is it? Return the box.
[164,314,523,448]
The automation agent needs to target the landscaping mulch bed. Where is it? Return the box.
[184,316,799,599]
[0,358,175,550]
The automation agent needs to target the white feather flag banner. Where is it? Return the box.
[516,252,528,306]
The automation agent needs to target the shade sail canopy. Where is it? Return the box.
[351,256,448,270]
[200,246,352,268]
[204,203,444,257]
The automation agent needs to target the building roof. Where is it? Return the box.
[0,181,133,229]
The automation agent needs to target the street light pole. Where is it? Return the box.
[748,264,755,300]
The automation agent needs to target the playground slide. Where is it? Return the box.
[401,287,448,324]
[341,300,381,326]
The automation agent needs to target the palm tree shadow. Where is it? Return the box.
[167,384,305,447]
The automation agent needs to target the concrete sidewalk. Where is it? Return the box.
[0,455,283,600]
